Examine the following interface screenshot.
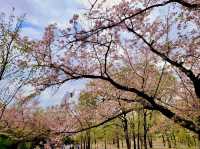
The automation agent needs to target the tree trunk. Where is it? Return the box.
[148,134,153,148]
[166,134,171,148]
[162,134,166,147]
[86,131,91,149]
[140,137,143,149]
[80,135,83,149]
[84,135,86,149]
[132,133,137,149]
[104,138,107,149]
[137,112,140,149]
[143,110,148,149]
[123,116,131,149]
[131,112,137,149]
[116,133,120,149]
[171,133,176,147]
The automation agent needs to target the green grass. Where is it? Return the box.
[91,141,199,149]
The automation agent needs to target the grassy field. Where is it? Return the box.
[91,141,199,149]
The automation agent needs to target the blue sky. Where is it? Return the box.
[39,79,88,107]
[0,1,187,107]
[0,0,90,106]
[0,0,87,38]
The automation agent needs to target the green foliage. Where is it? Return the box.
[18,142,33,149]
[0,135,14,149]
[62,136,75,145]
[79,92,97,107]
[0,135,34,149]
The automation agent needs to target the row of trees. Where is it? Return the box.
[0,0,199,148]
[0,91,198,148]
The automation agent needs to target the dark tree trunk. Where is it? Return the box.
[83,136,86,149]
[171,133,176,147]
[166,134,171,148]
[94,139,97,149]
[148,134,153,148]
[103,129,107,149]
[131,112,136,149]
[137,112,140,149]
[193,78,200,99]
[132,133,137,149]
[162,134,166,147]
[123,116,131,149]
[143,110,148,149]
[104,138,107,149]
[86,131,91,149]
[140,137,143,149]
[116,133,120,149]
[80,136,83,149]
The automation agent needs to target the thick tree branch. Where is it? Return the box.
[126,27,200,99]
[44,71,200,135]
[55,108,135,134]
[172,0,200,9]
[66,0,199,41]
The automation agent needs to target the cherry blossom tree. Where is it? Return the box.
[25,0,200,137]
[0,11,35,120]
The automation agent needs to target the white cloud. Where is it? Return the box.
[75,0,121,8]
[1,0,89,106]
[39,79,87,107]
[0,0,87,39]
[21,27,43,39]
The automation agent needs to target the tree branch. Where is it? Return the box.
[126,27,200,99]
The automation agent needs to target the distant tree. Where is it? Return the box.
[0,10,33,119]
